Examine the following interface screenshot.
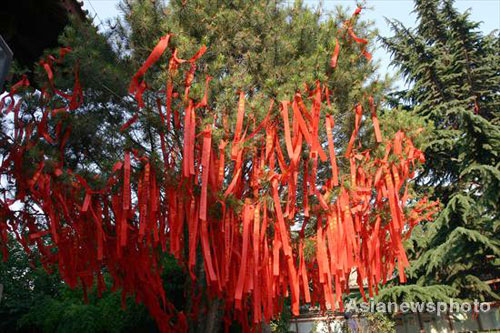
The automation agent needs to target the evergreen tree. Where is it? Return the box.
[378,0,500,304]
[105,0,388,157]
[1,0,429,331]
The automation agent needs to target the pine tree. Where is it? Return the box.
[378,0,500,304]
[0,1,432,331]
[33,0,390,205]
[104,0,389,153]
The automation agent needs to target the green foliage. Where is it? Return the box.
[270,301,293,333]
[375,285,458,304]
[18,290,155,333]
[363,312,396,333]
[380,0,500,302]
[0,242,61,332]
[0,241,186,332]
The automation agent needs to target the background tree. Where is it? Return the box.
[377,0,500,304]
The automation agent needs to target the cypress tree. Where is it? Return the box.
[378,0,500,304]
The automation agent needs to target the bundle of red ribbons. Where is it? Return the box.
[0,7,439,332]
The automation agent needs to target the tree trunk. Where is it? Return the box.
[204,298,222,333]
[446,309,455,333]
[186,238,224,333]
[416,311,425,333]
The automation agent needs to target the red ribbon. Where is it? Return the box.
[129,35,172,107]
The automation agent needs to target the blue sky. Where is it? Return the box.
[82,0,500,82]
